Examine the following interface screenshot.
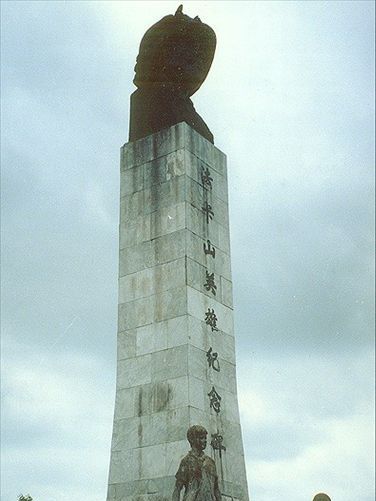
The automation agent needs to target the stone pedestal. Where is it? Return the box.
[107,122,249,501]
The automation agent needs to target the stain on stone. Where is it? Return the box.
[150,156,160,185]
[137,387,143,417]
[153,287,163,324]
[146,495,170,501]
[150,184,159,214]
[166,158,175,180]
[138,421,143,446]
[151,382,171,413]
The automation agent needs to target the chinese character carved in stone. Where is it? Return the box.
[205,308,219,331]
[204,270,217,295]
[203,239,216,258]
[201,167,213,189]
[208,386,222,413]
[202,202,214,223]
[211,433,226,458]
[206,347,220,372]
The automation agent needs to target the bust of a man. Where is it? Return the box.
[172,425,221,501]
[313,494,331,501]
[129,5,216,143]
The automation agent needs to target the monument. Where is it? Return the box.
[107,6,249,500]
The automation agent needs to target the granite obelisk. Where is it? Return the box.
[107,7,249,501]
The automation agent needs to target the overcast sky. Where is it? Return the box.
[1,1,374,501]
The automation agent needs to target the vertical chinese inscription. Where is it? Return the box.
[200,161,225,437]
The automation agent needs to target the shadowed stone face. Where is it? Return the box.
[129,5,217,143]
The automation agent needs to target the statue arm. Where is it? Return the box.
[214,475,222,501]
[172,480,183,501]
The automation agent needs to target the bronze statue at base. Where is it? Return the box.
[172,425,222,501]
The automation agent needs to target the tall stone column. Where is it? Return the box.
[107,122,249,501]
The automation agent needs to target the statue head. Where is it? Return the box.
[134,5,216,96]
[187,425,208,451]
[313,494,331,501]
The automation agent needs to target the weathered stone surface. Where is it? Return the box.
[118,285,187,331]
[186,203,231,254]
[119,229,231,281]
[107,124,249,500]
[117,354,152,389]
[107,477,176,500]
[187,286,234,335]
[121,123,226,173]
[112,408,190,451]
[187,344,237,394]
[186,230,232,280]
[118,258,186,303]
[121,124,186,169]
[187,315,236,365]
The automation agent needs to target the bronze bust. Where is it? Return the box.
[129,5,216,143]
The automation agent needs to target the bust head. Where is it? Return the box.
[313,494,331,501]
[187,425,208,452]
[134,5,216,96]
